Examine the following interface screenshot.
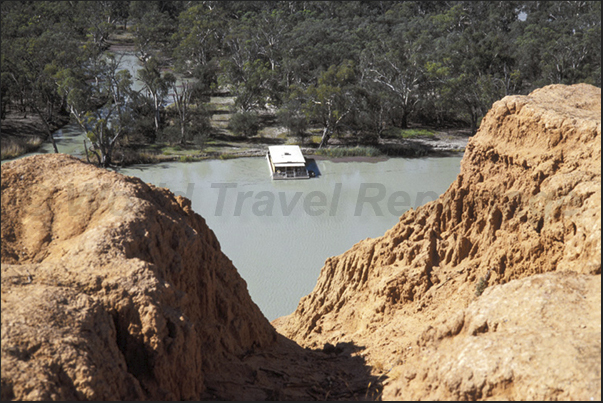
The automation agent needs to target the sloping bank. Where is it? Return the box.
[274,83,601,400]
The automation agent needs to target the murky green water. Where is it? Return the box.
[119,156,462,320]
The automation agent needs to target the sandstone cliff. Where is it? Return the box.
[274,83,601,400]
[1,154,278,399]
[1,155,380,400]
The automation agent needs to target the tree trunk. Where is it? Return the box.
[180,120,186,145]
[470,106,479,135]
[83,140,91,164]
[153,94,161,138]
[318,127,331,149]
[101,139,113,168]
[32,105,59,153]
[400,109,409,129]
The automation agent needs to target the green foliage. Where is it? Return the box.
[218,153,237,160]
[475,277,488,297]
[129,1,182,60]
[179,155,196,163]
[172,4,226,75]
[475,269,492,297]
[384,128,436,139]
[1,1,600,156]
[277,100,308,143]
[55,49,139,167]
[228,111,259,137]
[300,60,359,147]
[315,146,382,158]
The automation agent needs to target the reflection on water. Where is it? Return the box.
[119,156,462,320]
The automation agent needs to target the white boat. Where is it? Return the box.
[266,145,311,179]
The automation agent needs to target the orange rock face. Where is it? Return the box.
[274,84,601,400]
[1,155,276,400]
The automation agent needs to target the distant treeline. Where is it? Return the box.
[2,1,600,151]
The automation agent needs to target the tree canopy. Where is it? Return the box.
[2,1,600,152]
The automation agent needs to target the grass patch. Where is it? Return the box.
[384,128,436,139]
[218,153,237,160]
[161,144,192,156]
[179,155,197,162]
[1,142,27,160]
[309,135,323,144]
[1,136,44,160]
[315,146,382,158]
[115,149,162,165]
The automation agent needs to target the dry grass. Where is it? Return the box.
[1,136,44,160]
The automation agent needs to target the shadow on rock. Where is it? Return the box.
[202,335,383,401]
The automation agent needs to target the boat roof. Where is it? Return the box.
[268,145,306,166]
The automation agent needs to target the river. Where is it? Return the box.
[118,156,462,320]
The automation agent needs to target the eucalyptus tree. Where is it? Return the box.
[300,61,358,148]
[424,1,521,133]
[350,79,392,139]
[515,1,601,88]
[73,1,119,54]
[170,79,211,145]
[219,14,282,112]
[137,57,175,140]
[360,36,425,129]
[58,54,136,167]
[0,1,84,152]
[129,1,182,62]
[172,3,226,77]
[277,97,309,144]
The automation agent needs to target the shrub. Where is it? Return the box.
[277,108,308,144]
[475,270,491,297]
[315,146,382,158]
[1,136,43,160]
[228,111,259,137]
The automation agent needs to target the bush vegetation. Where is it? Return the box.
[1,1,600,163]
[315,146,382,158]
[228,112,259,137]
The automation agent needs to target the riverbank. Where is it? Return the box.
[103,123,470,166]
[1,41,469,165]
[0,112,70,160]
[1,110,469,164]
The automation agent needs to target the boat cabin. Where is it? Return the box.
[266,145,310,179]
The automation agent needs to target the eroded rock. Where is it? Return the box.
[275,84,601,400]
[1,155,276,400]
